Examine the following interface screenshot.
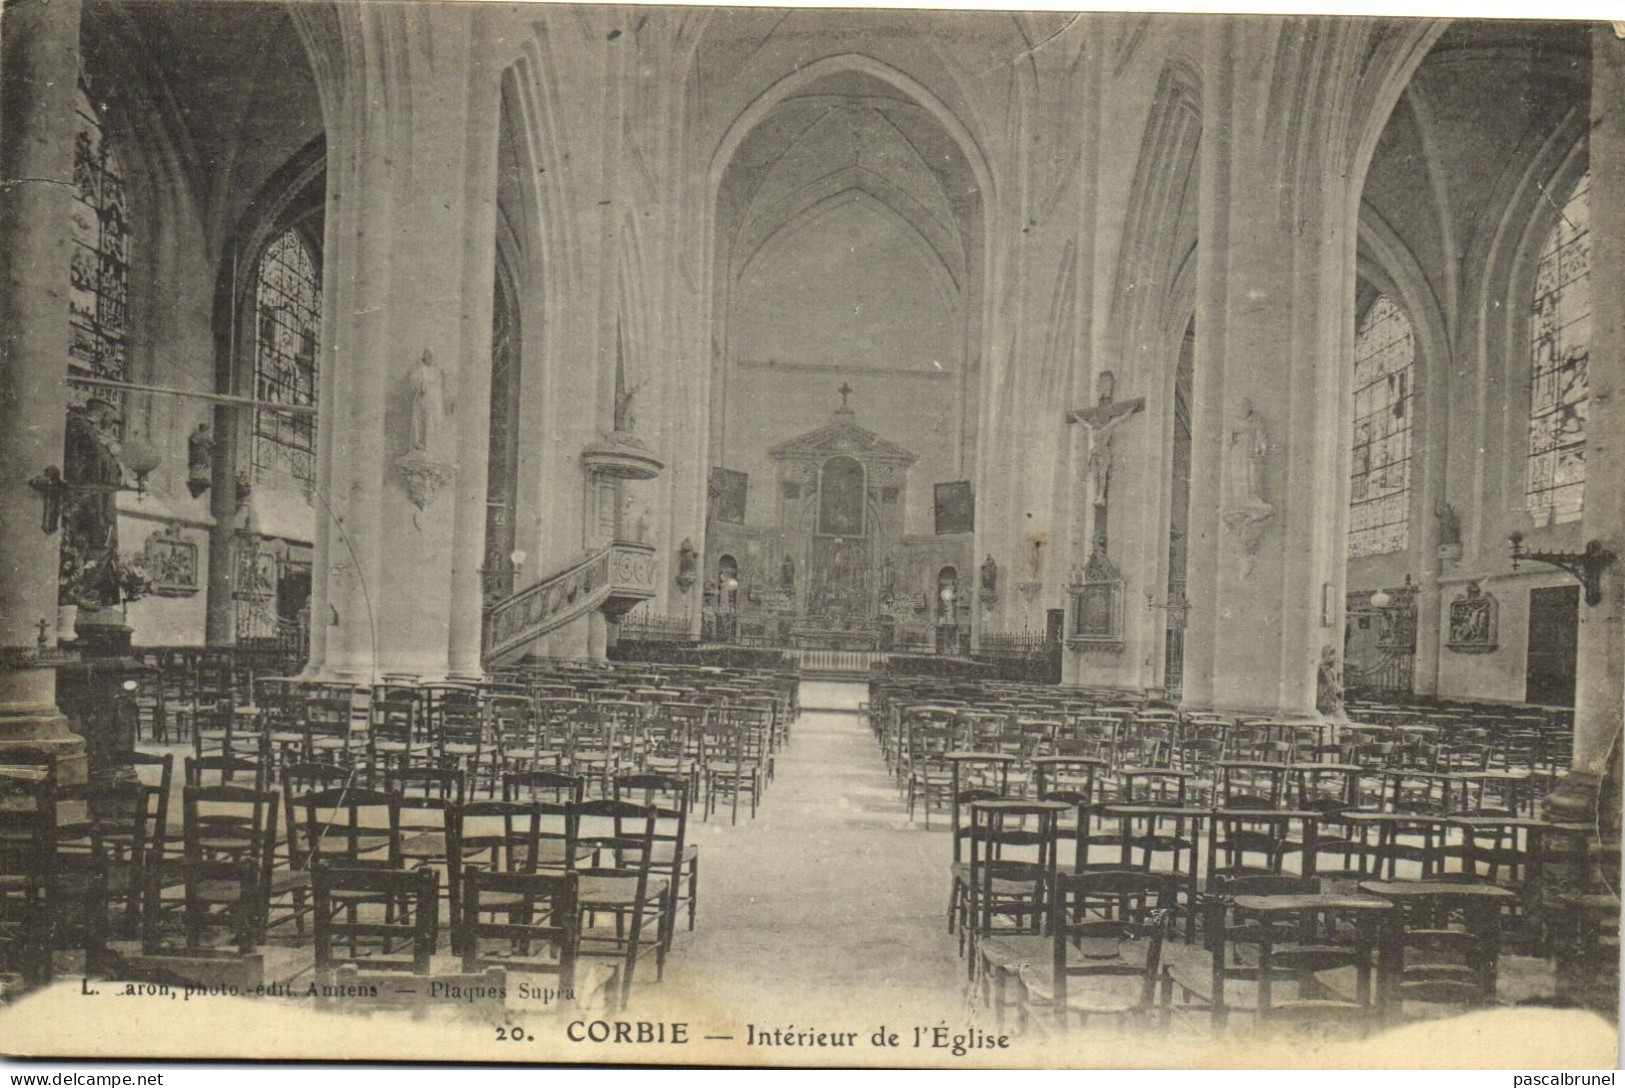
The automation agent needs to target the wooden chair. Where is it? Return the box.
[426,685,488,796]
[59,780,150,951]
[962,800,1061,981]
[449,798,547,945]
[703,724,762,825]
[297,787,403,873]
[367,684,421,778]
[184,746,270,790]
[1359,880,1513,1013]
[313,864,438,975]
[503,769,587,805]
[458,867,580,993]
[1175,888,1392,1036]
[489,692,544,784]
[388,765,463,925]
[573,799,666,1009]
[151,784,279,955]
[614,773,696,940]
[1016,869,1176,1032]
[946,787,1003,943]
[0,764,59,987]
[98,750,174,937]
[902,724,954,827]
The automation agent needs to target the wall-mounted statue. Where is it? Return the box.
[1225,398,1269,512]
[1221,398,1275,567]
[980,554,998,595]
[187,423,213,498]
[398,349,460,512]
[408,348,456,455]
[676,537,698,591]
[780,553,796,591]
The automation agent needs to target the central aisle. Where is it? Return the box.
[651,680,969,1030]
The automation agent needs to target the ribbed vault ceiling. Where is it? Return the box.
[719,70,980,293]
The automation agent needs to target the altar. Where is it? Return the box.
[703,389,973,649]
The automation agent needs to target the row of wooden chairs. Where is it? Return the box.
[2,749,700,1010]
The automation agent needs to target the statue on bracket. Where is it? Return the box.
[397,348,460,513]
[980,554,998,596]
[408,348,455,454]
[187,423,213,498]
[781,553,796,591]
[676,537,698,592]
[1220,398,1274,571]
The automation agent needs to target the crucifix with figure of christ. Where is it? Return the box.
[837,381,854,413]
[1065,370,1143,553]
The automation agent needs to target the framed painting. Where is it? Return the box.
[933,480,974,535]
[143,524,198,597]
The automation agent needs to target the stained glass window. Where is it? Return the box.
[68,80,129,416]
[1527,173,1590,524]
[484,263,521,602]
[251,230,321,492]
[1348,295,1415,558]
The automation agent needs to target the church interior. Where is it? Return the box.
[0,1,1620,1062]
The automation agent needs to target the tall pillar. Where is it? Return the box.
[303,6,501,683]
[586,611,609,663]
[0,0,88,778]
[444,53,503,680]
[1182,18,1357,718]
[1544,25,1625,821]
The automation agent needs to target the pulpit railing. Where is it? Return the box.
[482,540,658,664]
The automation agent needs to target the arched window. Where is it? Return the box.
[483,260,522,601]
[68,79,129,414]
[1527,172,1590,523]
[250,229,321,493]
[1348,295,1416,559]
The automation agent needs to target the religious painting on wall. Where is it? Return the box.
[1446,582,1498,653]
[708,466,748,524]
[1068,543,1125,649]
[1072,582,1121,643]
[818,455,866,537]
[143,524,198,597]
[933,480,974,534]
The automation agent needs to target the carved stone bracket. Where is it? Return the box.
[1222,504,1274,571]
[396,449,459,511]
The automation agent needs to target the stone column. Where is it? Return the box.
[303,6,498,683]
[0,0,88,778]
[1182,18,1357,718]
[444,53,504,680]
[1544,25,1625,821]
[586,611,609,663]
[203,403,242,647]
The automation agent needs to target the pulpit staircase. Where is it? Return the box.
[482,541,658,668]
